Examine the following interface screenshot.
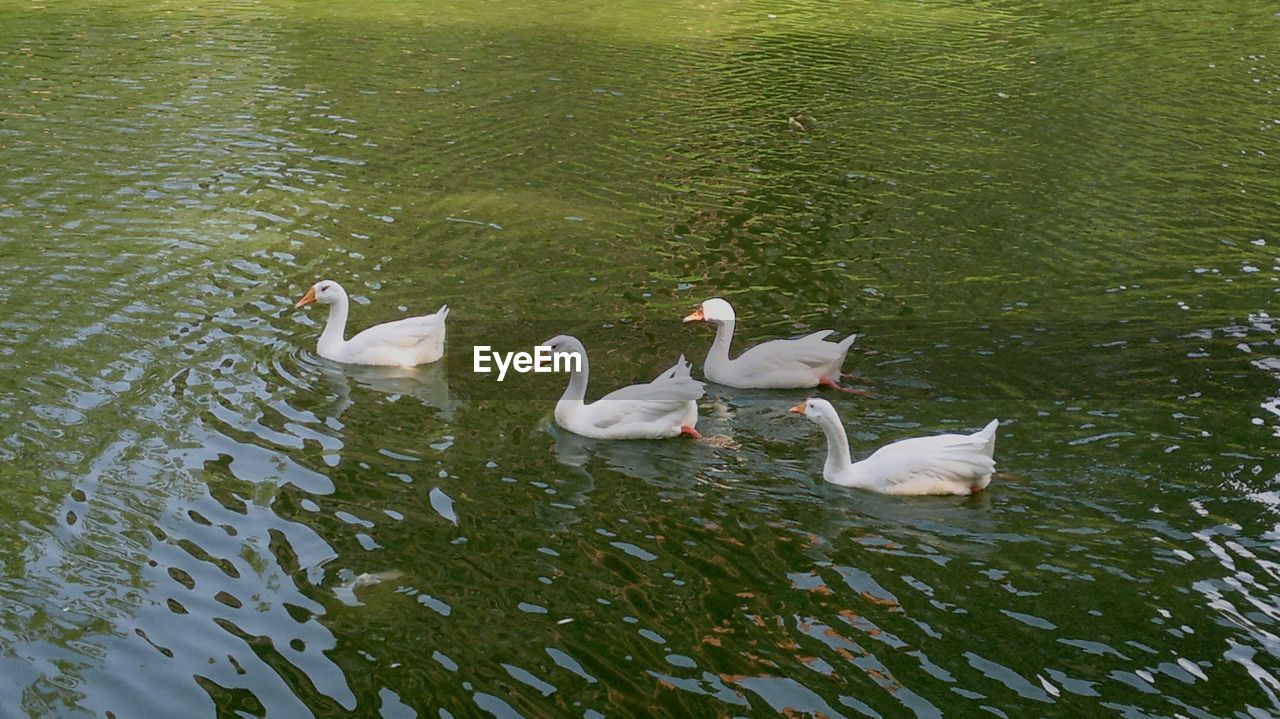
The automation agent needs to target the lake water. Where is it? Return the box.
[1,0,1278,716]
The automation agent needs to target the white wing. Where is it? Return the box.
[604,355,705,402]
[345,306,448,351]
[588,356,705,429]
[733,332,855,373]
[858,420,999,489]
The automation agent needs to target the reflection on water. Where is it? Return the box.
[552,425,706,484]
[1,0,1278,716]
[310,355,459,420]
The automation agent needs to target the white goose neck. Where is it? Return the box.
[557,341,590,405]
[816,412,855,483]
[318,288,350,351]
[706,319,736,365]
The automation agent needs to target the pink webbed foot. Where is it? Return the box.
[680,425,703,439]
[819,377,874,397]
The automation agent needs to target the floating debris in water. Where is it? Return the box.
[334,570,405,606]
[446,216,503,230]
[788,113,818,132]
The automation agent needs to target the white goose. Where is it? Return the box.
[790,398,999,496]
[683,298,863,392]
[294,280,448,367]
[544,335,705,440]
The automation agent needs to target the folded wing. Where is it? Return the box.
[735,331,854,372]
[591,355,705,428]
[347,306,448,351]
[862,421,998,488]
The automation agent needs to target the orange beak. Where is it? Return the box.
[682,306,705,323]
[294,286,317,309]
[788,402,806,415]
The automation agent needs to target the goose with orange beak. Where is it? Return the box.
[294,279,449,367]
[683,298,865,393]
[543,334,705,440]
[790,398,999,495]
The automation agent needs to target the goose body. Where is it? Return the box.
[791,398,999,496]
[295,280,448,367]
[544,335,705,440]
[683,298,857,389]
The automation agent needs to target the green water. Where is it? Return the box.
[1,0,1278,716]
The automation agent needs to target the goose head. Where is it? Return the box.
[540,334,586,364]
[789,397,841,426]
[295,279,346,309]
[682,297,736,324]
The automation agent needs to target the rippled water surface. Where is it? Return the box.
[2,0,1278,716]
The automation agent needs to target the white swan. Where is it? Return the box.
[683,298,862,392]
[543,335,705,440]
[790,398,999,495]
[294,280,448,367]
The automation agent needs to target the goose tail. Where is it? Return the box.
[977,419,999,457]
